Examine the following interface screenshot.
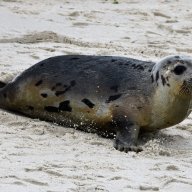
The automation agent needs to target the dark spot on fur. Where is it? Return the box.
[56,86,70,96]
[44,106,59,112]
[59,100,72,112]
[40,63,45,67]
[106,94,122,103]
[167,83,170,87]
[137,65,144,70]
[55,86,71,96]
[71,57,79,60]
[131,64,145,71]
[35,80,43,86]
[137,106,142,110]
[70,80,76,86]
[166,121,172,125]
[41,93,48,98]
[51,86,56,91]
[148,69,152,72]
[151,75,154,83]
[161,75,166,86]
[63,84,68,88]
[156,71,159,82]
[115,105,119,107]
[110,85,118,92]
[27,106,34,111]
[56,83,62,86]
[82,98,95,108]
[167,60,172,65]
[179,60,185,65]
[111,59,116,62]
[129,87,136,90]
[132,64,136,68]
[55,90,67,96]
[3,93,7,98]
[55,81,76,96]
[0,81,6,88]
[175,56,180,59]
[52,83,62,91]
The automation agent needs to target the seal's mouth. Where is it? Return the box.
[179,80,192,96]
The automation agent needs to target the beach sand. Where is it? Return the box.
[0,0,192,191]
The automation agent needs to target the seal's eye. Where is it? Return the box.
[173,65,187,75]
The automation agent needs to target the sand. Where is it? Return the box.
[0,0,192,191]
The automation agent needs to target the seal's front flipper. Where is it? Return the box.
[113,119,142,153]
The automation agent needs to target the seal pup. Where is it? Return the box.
[0,55,192,152]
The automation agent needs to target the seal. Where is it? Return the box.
[0,55,192,152]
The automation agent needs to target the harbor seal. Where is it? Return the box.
[0,55,192,152]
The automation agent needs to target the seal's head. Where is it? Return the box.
[152,55,192,96]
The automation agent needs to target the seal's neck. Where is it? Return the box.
[151,82,191,129]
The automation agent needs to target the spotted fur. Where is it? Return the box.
[0,55,192,153]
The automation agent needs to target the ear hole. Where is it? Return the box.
[173,65,187,75]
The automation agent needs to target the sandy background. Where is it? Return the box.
[0,0,192,191]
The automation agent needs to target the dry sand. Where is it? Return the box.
[0,0,192,191]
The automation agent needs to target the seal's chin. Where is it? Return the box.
[179,80,192,96]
